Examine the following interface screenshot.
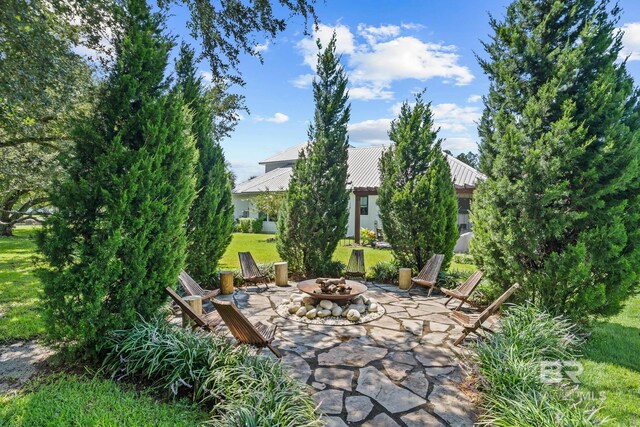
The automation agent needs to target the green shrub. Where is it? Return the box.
[36,0,196,356]
[471,305,598,426]
[251,218,263,233]
[179,45,234,289]
[318,260,346,278]
[452,253,473,265]
[360,228,376,246]
[237,218,252,233]
[237,218,262,234]
[103,317,320,426]
[377,94,459,272]
[370,260,400,284]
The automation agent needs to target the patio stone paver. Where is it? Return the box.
[314,367,354,390]
[401,409,445,427]
[226,282,479,426]
[380,359,413,381]
[363,413,401,427]
[313,389,344,414]
[345,395,373,422]
[317,340,387,367]
[357,366,425,413]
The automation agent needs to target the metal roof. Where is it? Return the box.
[233,167,293,194]
[259,143,308,164]
[234,144,484,194]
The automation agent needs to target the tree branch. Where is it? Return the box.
[0,136,65,149]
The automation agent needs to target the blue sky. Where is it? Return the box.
[164,1,640,182]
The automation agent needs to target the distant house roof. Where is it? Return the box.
[233,166,293,194]
[234,144,484,195]
[259,143,307,164]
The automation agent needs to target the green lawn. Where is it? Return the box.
[0,226,44,343]
[579,294,640,424]
[219,232,394,271]
[219,232,475,274]
[0,374,206,426]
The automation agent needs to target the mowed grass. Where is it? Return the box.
[219,232,476,274]
[0,226,44,342]
[579,294,640,425]
[0,374,207,426]
[219,232,394,270]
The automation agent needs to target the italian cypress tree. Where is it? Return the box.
[277,34,350,275]
[37,0,196,355]
[471,0,640,318]
[378,94,458,271]
[176,44,234,286]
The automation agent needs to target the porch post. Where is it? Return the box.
[354,192,361,244]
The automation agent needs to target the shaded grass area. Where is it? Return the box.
[220,232,475,274]
[0,374,207,426]
[579,294,640,425]
[0,226,44,343]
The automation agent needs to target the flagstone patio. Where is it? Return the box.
[216,283,484,426]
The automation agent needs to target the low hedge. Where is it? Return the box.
[103,317,320,426]
[470,304,600,426]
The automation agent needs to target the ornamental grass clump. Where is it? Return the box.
[103,317,320,426]
[471,304,600,426]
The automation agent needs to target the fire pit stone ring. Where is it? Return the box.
[297,279,367,305]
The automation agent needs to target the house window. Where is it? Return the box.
[242,210,250,218]
[360,195,369,215]
[458,198,471,214]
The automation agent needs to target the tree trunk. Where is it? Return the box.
[0,222,14,237]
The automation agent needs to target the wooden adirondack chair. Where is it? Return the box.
[165,287,222,332]
[345,249,366,281]
[441,270,484,311]
[238,252,269,289]
[451,283,520,345]
[410,254,444,296]
[212,299,281,358]
[178,271,220,302]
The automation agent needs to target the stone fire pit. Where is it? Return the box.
[276,279,385,325]
[297,278,367,305]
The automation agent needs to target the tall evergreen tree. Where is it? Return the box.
[37,0,196,355]
[176,44,236,286]
[277,34,350,275]
[471,0,640,318]
[378,94,458,271]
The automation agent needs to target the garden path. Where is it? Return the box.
[217,283,485,427]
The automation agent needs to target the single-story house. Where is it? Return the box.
[232,143,484,243]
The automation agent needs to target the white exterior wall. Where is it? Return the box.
[232,194,259,219]
[233,191,381,237]
[346,193,381,238]
[234,191,473,237]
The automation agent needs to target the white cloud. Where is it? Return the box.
[349,37,473,86]
[255,40,270,53]
[388,102,480,133]
[348,118,392,145]
[357,24,401,45]
[200,71,213,84]
[442,136,478,153]
[400,23,425,31]
[294,23,474,98]
[256,112,289,123]
[297,23,355,68]
[620,22,640,61]
[467,94,482,103]
[432,103,481,133]
[291,73,315,88]
[350,85,394,101]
